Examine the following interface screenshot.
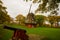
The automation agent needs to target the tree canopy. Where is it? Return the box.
[16,14,25,25]
[0,0,11,24]
[24,0,60,13]
[35,15,46,26]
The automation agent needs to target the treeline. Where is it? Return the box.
[14,13,60,27]
[0,0,60,27]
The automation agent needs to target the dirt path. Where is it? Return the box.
[9,34,45,40]
[28,34,45,40]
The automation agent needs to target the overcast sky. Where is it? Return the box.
[2,0,39,18]
[2,0,60,18]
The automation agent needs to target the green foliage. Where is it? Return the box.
[50,10,58,16]
[36,0,60,13]
[24,0,60,13]
[0,24,6,40]
[0,0,11,24]
[48,16,55,27]
[16,14,25,25]
[0,24,60,40]
[35,15,46,26]
[48,11,60,27]
[0,0,3,4]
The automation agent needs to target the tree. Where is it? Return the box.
[0,0,11,24]
[48,16,60,27]
[24,0,60,27]
[48,16,56,27]
[35,15,46,26]
[5,15,12,24]
[55,16,60,27]
[57,16,60,27]
[16,14,25,25]
[50,10,58,16]
[24,0,60,13]
[49,10,59,27]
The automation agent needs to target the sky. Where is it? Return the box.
[2,0,60,18]
[2,0,38,18]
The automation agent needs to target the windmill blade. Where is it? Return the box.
[28,3,32,13]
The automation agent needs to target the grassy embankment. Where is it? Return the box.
[0,24,60,40]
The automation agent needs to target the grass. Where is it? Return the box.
[0,24,60,40]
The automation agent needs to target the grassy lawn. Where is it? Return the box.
[0,24,60,40]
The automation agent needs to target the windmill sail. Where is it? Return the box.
[28,4,32,13]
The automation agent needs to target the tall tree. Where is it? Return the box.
[35,15,46,26]
[54,16,60,27]
[48,16,55,27]
[50,10,58,16]
[16,14,25,25]
[24,0,60,27]
[0,0,11,24]
[49,10,59,27]
[24,0,60,13]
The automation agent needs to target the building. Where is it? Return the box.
[25,13,36,28]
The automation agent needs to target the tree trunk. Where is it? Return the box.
[56,21,59,27]
[19,21,20,24]
[51,23,53,27]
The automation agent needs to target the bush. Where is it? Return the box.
[42,24,51,27]
[0,24,4,39]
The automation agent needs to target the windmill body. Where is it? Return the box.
[25,4,37,28]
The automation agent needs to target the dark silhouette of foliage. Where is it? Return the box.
[35,15,46,26]
[0,0,11,24]
[24,0,60,13]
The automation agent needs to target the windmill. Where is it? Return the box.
[25,3,37,28]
